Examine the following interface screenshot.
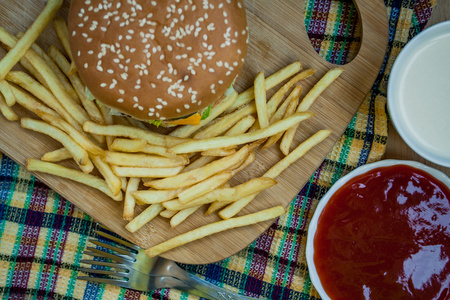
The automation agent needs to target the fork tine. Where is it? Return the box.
[95,229,140,251]
[90,240,136,257]
[77,276,132,289]
[80,260,129,270]
[78,267,129,277]
[84,247,134,264]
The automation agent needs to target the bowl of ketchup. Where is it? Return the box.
[306,159,450,300]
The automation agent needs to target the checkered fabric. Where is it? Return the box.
[0,0,437,299]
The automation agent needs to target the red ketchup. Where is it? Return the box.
[313,164,450,300]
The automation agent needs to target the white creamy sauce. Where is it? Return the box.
[397,32,450,160]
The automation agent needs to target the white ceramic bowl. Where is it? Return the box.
[305,159,450,299]
[387,21,450,167]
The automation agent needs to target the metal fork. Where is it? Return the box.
[78,228,258,300]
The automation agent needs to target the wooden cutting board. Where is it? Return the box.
[0,0,388,264]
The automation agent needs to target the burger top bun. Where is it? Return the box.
[68,0,248,121]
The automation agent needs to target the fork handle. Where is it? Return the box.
[159,276,220,299]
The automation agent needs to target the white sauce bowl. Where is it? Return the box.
[387,21,450,167]
[305,159,450,299]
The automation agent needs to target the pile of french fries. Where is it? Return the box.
[0,0,343,257]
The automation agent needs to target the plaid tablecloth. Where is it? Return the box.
[0,0,437,299]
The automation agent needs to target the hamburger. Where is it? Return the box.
[67,0,248,126]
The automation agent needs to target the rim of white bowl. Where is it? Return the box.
[305,159,450,300]
[387,20,450,167]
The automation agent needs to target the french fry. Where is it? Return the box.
[160,209,178,218]
[125,204,164,233]
[223,115,256,136]
[180,155,216,173]
[41,147,71,162]
[170,112,313,154]
[254,71,269,128]
[280,68,342,154]
[21,118,92,172]
[23,34,80,104]
[48,45,104,123]
[297,68,344,112]
[247,138,267,151]
[145,205,286,257]
[0,93,18,121]
[103,151,189,168]
[123,177,140,221]
[10,84,60,118]
[0,80,16,106]
[6,71,80,129]
[36,110,104,156]
[164,178,274,213]
[169,88,238,138]
[170,206,201,228]
[162,195,233,211]
[205,201,229,216]
[220,130,331,219]
[268,130,331,178]
[0,27,90,127]
[214,177,277,202]
[140,144,180,159]
[132,188,183,204]
[110,138,147,153]
[120,176,128,192]
[269,85,302,125]
[205,183,231,215]
[177,172,233,204]
[201,147,236,157]
[248,69,313,133]
[192,103,256,139]
[266,68,315,118]
[225,61,303,113]
[90,154,122,197]
[218,193,259,220]
[53,16,77,75]
[263,87,302,149]
[231,151,256,174]
[164,177,276,210]
[97,105,116,149]
[111,165,184,178]
[15,55,49,89]
[147,145,249,190]
[0,0,63,80]
[26,158,122,201]
[83,121,188,148]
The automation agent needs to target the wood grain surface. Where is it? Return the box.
[384,0,450,177]
[0,0,388,264]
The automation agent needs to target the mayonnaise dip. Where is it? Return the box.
[388,21,450,167]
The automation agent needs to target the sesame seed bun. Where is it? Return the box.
[68,0,248,121]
